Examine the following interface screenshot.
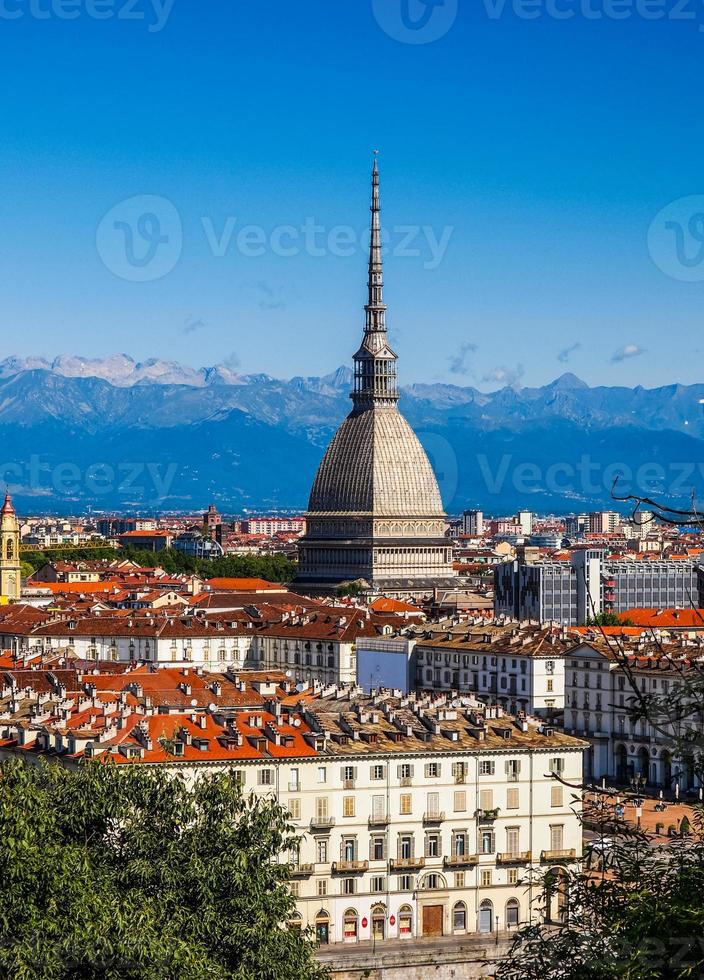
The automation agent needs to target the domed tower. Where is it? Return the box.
[296,158,457,596]
[0,492,21,602]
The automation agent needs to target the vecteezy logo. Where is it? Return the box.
[647,195,704,283]
[96,194,182,282]
[371,0,458,44]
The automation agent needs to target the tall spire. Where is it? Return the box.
[351,154,398,410]
[366,152,385,334]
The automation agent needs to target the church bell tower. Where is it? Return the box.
[0,492,21,602]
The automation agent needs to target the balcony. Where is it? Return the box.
[454,774,466,785]
[497,851,532,865]
[309,816,336,833]
[342,779,356,789]
[541,848,577,863]
[290,863,314,877]
[423,811,446,825]
[475,808,500,823]
[368,814,390,828]
[443,853,479,869]
[332,859,369,874]
[400,776,413,787]
[390,856,426,871]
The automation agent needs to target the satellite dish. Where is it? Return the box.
[293,718,301,727]
[190,698,198,707]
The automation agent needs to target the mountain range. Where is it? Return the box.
[2,354,704,516]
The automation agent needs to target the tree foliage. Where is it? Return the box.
[20,547,296,584]
[497,800,704,979]
[0,758,327,980]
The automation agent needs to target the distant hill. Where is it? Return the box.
[1,354,703,515]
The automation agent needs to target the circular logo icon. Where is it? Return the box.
[371,0,458,44]
[647,195,704,283]
[96,194,182,282]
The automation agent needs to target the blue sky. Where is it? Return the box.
[1,0,703,390]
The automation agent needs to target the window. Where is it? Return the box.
[452,761,468,782]
[481,870,493,887]
[506,827,520,856]
[549,758,565,775]
[317,766,327,783]
[343,908,358,940]
[453,832,467,856]
[454,790,467,812]
[371,876,386,893]
[290,881,299,897]
[289,799,301,820]
[342,837,357,861]
[398,874,413,891]
[289,768,300,791]
[550,824,564,851]
[424,874,440,890]
[399,835,414,860]
[371,836,386,861]
[481,831,495,854]
[343,796,356,817]
[342,765,356,783]
[547,679,554,692]
[551,786,564,808]
[425,833,441,858]
[316,839,328,863]
[479,789,494,811]
[425,762,441,778]
[455,871,465,888]
[371,764,386,780]
[314,797,329,821]
[507,868,519,885]
[506,899,520,928]
[453,902,467,932]
[506,788,519,810]
[371,795,386,821]
[505,759,521,780]
[398,763,414,780]
[400,793,412,815]
[426,792,441,818]
[342,878,356,895]
[317,879,328,896]
[480,760,495,776]
[258,769,273,786]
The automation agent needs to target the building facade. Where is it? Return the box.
[495,551,700,625]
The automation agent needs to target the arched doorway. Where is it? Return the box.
[545,868,569,922]
[615,744,628,782]
[315,910,330,945]
[478,900,493,934]
[398,904,413,938]
[372,905,386,941]
[637,747,649,781]
[343,908,358,943]
[505,899,520,929]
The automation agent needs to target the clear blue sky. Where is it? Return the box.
[1,0,703,390]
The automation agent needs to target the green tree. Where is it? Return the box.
[0,758,327,980]
[586,612,634,627]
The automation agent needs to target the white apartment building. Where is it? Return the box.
[3,685,583,945]
[564,635,704,790]
[411,625,570,718]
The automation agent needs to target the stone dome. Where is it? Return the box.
[308,405,444,517]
